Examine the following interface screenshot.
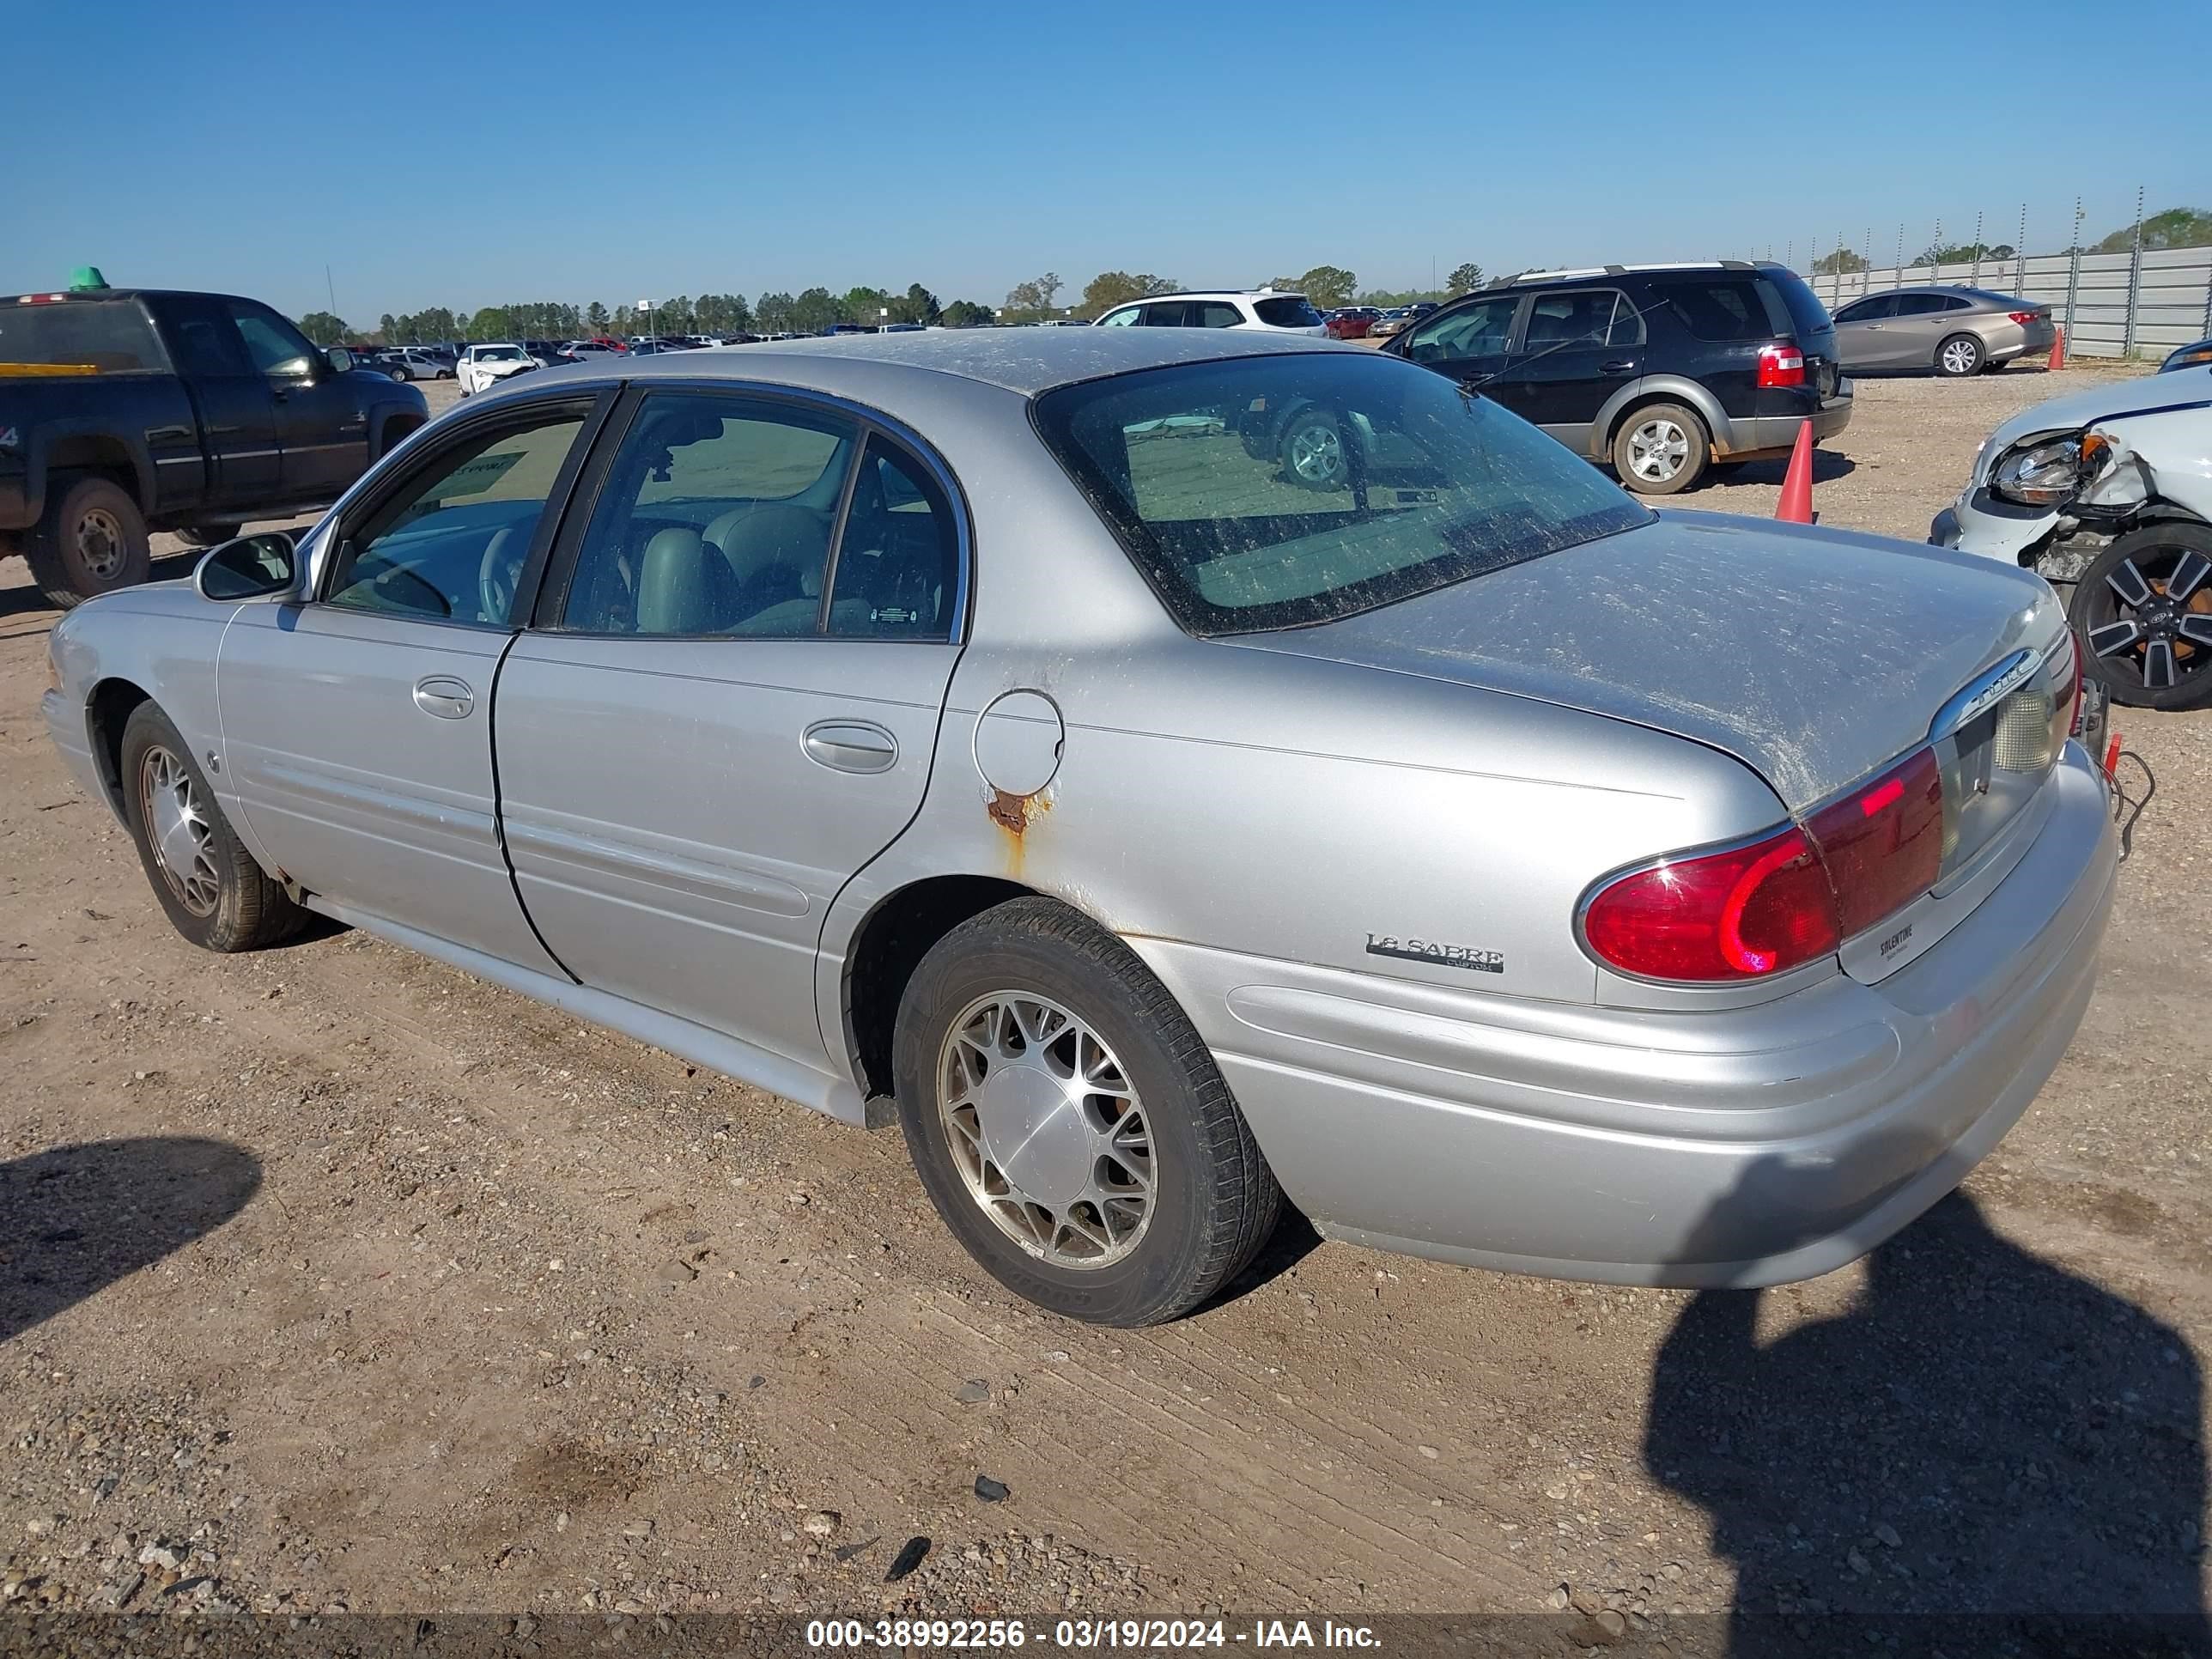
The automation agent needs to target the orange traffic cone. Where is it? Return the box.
[2048,326,2066,372]
[1775,419,1814,525]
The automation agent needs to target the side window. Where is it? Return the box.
[1939,295,1974,312]
[227,302,318,377]
[1406,297,1516,363]
[1893,294,1946,317]
[155,297,252,378]
[1097,307,1141,328]
[1656,280,1774,341]
[1605,292,1646,347]
[326,410,586,625]
[1836,295,1893,323]
[1196,302,1244,329]
[1521,290,1616,349]
[1142,302,1194,327]
[826,437,961,641]
[560,392,857,638]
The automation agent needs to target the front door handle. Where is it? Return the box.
[412,675,475,719]
[803,720,898,774]
[1599,359,1638,374]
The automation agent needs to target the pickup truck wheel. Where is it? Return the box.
[177,523,244,550]
[118,702,307,951]
[26,476,151,609]
[892,896,1283,1326]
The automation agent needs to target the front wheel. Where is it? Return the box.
[892,898,1283,1325]
[1613,403,1710,495]
[24,475,150,608]
[1936,333,1983,376]
[2069,523,2212,710]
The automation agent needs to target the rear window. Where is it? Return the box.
[1651,278,1787,342]
[1033,351,1650,637]
[1254,296,1323,328]
[0,299,167,373]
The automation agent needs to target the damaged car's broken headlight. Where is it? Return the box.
[1990,431,2111,506]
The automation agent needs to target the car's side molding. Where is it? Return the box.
[302,892,870,1126]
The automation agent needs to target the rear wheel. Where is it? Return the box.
[25,475,150,608]
[892,897,1283,1325]
[118,702,307,951]
[2069,523,2212,710]
[388,364,411,382]
[177,523,244,550]
[1279,408,1350,491]
[1936,333,1983,376]
[1613,403,1710,495]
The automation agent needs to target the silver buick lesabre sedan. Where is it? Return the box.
[42,330,2117,1325]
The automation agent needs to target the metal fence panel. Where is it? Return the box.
[1807,246,2212,358]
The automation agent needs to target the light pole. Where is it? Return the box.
[880,306,890,333]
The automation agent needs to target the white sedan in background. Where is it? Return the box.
[456,343,540,397]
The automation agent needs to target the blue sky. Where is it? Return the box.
[6,0,2206,322]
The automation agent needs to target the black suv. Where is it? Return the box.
[1379,261,1849,495]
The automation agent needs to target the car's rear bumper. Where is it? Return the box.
[1131,748,2114,1287]
[1723,391,1853,457]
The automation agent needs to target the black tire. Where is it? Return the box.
[1611,402,1711,495]
[118,702,307,951]
[388,364,411,382]
[177,523,244,550]
[2067,522,2212,711]
[892,896,1283,1326]
[1935,332,1983,377]
[24,475,150,609]
[1278,408,1350,491]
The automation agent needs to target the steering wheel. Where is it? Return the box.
[477,527,527,624]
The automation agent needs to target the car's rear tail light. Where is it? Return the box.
[2008,311,2038,325]
[1581,750,1944,982]
[1755,342,1806,388]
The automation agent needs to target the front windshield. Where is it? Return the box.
[1032,350,1651,636]
[480,347,523,362]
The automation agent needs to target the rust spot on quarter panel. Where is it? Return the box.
[988,787,1048,835]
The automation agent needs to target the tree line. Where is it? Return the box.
[1804,204,2211,276]
[295,259,1489,348]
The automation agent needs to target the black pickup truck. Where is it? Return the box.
[1,285,429,606]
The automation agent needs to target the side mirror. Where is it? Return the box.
[326,346,355,374]
[193,532,297,601]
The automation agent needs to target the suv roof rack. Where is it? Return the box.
[1481,258,1759,290]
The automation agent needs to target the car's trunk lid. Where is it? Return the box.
[1227,507,2063,814]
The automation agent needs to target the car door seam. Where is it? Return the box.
[488,629,584,985]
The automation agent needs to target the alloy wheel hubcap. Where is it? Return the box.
[2086,550,2212,693]
[938,993,1154,1268]
[139,744,221,915]
[1628,419,1688,481]
[76,507,125,580]
[1944,340,1978,373]
[1290,422,1343,483]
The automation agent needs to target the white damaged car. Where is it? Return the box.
[1932,369,2212,708]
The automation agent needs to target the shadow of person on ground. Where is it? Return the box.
[1644,1166,2208,1657]
[0,1138,261,1344]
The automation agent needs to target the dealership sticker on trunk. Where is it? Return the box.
[1365,934,1504,973]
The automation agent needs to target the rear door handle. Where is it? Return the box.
[803,720,898,774]
[1599,359,1638,374]
[412,675,475,719]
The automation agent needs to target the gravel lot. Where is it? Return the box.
[3,360,2208,1650]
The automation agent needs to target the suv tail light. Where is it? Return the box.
[1755,342,1806,388]
[2008,311,2039,325]
[1582,750,1945,982]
